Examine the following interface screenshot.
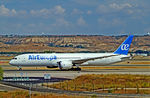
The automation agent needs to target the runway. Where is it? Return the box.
[3,67,150,79]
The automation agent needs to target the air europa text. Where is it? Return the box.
[28,55,57,60]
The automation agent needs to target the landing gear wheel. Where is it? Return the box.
[76,68,81,71]
[18,66,22,71]
[19,68,22,70]
[70,68,81,71]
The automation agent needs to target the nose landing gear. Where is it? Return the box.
[18,66,22,71]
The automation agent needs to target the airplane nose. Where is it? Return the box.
[9,60,14,65]
[9,60,12,65]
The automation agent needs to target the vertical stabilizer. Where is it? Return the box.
[114,35,134,55]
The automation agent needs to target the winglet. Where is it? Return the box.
[114,35,134,55]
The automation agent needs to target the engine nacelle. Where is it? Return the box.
[58,61,73,70]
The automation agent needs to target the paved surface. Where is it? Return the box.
[0,65,150,97]
[3,77,70,83]
[0,83,21,91]
[3,67,150,79]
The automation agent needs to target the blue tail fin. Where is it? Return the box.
[114,35,134,55]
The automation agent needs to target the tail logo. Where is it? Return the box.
[121,44,129,50]
[114,35,133,55]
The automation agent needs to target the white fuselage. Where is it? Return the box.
[9,53,129,67]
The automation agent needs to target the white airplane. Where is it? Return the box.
[9,35,134,70]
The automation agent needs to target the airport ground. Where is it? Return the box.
[0,56,150,97]
[2,65,150,79]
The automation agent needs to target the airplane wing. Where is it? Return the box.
[72,54,118,64]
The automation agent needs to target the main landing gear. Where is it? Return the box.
[70,64,81,71]
[70,67,81,71]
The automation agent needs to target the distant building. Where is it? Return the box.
[134,50,149,56]
[147,32,150,36]
[135,53,148,56]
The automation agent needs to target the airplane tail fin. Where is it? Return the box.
[114,35,134,55]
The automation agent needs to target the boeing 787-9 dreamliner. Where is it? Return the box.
[9,35,134,70]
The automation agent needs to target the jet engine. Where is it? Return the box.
[57,61,73,70]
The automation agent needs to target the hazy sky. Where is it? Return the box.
[0,0,149,35]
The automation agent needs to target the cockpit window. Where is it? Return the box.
[13,57,17,60]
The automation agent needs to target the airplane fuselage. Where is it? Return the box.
[9,53,129,67]
[9,35,133,70]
